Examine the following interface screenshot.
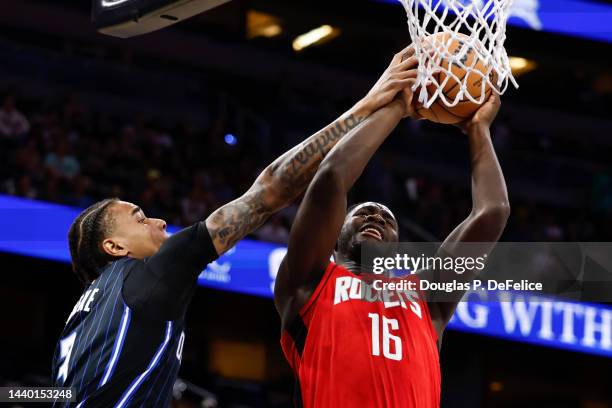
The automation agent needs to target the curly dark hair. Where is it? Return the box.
[67,198,120,285]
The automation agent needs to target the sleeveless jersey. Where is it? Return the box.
[281,262,441,408]
[51,258,187,407]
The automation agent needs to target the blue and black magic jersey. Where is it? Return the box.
[51,222,217,407]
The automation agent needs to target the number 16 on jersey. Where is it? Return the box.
[369,313,403,361]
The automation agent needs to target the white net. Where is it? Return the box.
[399,0,519,108]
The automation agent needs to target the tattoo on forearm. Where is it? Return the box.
[208,188,269,251]
[277,114,363,200]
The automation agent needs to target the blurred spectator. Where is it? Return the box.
[15,175,38,199]
[255,214,289,244]
[0,93,30,140]
[44,139,80,179]
[0,64,610,243]
[181,184,210,225]
[64,176,94,208]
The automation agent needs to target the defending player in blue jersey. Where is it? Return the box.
[51,46,420,407]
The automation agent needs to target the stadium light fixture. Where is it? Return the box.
[509,56,537,76]
[224,134,238,146]
[247,10,283,39]
[292,25,340,52]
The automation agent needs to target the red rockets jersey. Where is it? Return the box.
[281,262,441,408]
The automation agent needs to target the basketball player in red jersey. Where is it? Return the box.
[274,45,510,407]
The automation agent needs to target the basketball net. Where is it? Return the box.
[399,0,519,108]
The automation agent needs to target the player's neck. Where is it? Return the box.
[335,254,372,275]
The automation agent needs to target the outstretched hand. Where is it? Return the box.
[361,45,419,118]
[456,93,501,134]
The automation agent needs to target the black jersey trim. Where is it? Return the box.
[286,316,308,357]
[294,376,304,408]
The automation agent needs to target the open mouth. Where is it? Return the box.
[360,226,383,241]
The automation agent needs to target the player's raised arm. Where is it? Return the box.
[421,94,510,336]
[274,58,419,327]
[206,46,419,255]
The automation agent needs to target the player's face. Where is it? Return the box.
[105,201,169,259]
[341,202,399,248]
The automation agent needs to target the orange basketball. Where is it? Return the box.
[415,33,494,125]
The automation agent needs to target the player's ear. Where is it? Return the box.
[102,238,128,257]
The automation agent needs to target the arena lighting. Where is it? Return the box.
[224,133,237,145]
[509,56,537,76]
[509,57,529,70]
[259,24,282,38]
[247,10,283,39]
[1,194,611,358]
[292,25,340,51]
[101,0,132,6]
